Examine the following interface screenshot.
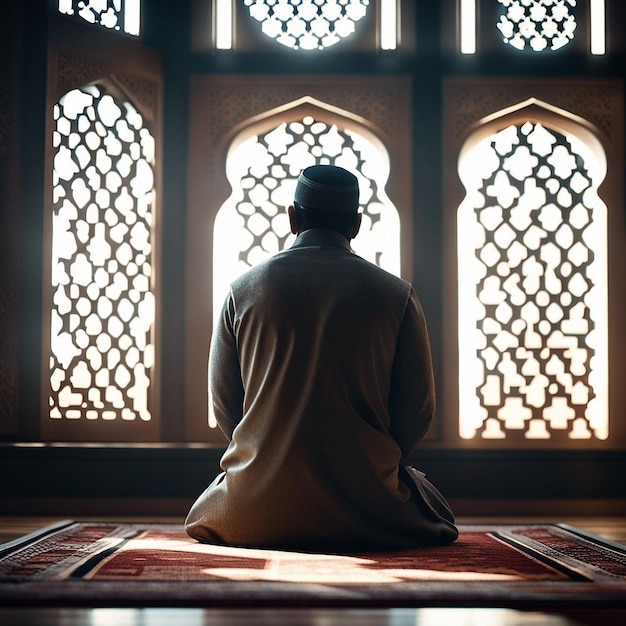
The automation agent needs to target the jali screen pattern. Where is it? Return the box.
[458,121,607,441]
[50,85,155,423]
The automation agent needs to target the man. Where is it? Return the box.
[186,164,458,551]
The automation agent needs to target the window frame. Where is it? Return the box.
[190,0,416,54]
[441,76,626,450]
[41,16,163,442]
[184,74,414,442]
[449,0,626,56]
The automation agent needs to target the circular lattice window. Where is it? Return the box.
[243,0,370,50]
[496,0,577,52]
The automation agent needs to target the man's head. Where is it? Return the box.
[289,165,361,240]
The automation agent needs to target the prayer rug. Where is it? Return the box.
[1,521,625,608]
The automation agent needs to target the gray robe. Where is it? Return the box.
[186,229,458,551]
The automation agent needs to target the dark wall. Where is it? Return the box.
[2,445,625,516]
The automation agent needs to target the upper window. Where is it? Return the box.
[213,0,401,51]
[57,0,141,36]
[496,0,578,52]
[213,102,401,336]
[460,0,606,55]
[243,0,370,50]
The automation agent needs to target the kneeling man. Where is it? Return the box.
[186,164,458,551]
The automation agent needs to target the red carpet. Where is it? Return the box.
[1,521,625,608]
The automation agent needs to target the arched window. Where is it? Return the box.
[456,99,608,442]
[207,97,401,428]
[185,76,412,440]
[213,98,400,326]
[46,83,157,437]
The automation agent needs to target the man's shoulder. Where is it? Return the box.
[341,252,412,292]
[231,245,412,300]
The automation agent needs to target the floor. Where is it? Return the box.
[3,515,626,545]
[1,516,625,626]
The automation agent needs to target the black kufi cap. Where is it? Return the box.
[294,165,359,212]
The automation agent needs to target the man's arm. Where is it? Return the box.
[209,293,244,439]
[387,288,436,457]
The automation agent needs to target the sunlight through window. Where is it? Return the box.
[590,0,605,55]
[209,109,400,428]
[50,85,155,423]
[58,0,141,36]
[124,0,141,36]
[380,0,398,51]
[242,0,370,50]
[496,0,577,52]
[457,115,608,441]
[460,0,476,54]
[215,0,233,50]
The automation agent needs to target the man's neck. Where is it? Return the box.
[292,229,351,250]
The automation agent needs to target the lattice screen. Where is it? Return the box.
[458,121,608,441]
[496,0,578,51]
[243,0,370,50]
[58,0,140,36]
[49,84,155,424]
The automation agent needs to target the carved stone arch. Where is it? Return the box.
[459,98,607,175]
[49,13,162,126]
[55,53,159,125]
[210,95,397,223]
[224,95,391,151]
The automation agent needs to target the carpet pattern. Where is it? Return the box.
[1,521,625,607]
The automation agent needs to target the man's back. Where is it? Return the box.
[186,228,456,550]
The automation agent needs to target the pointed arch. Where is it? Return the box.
[43,80,159,441]
[212,96,401,328]
[456,98,609,442]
